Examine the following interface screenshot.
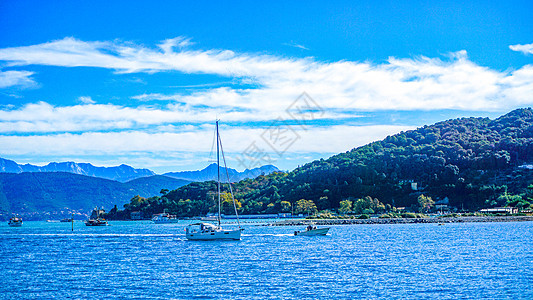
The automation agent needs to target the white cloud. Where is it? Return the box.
[78,96,95,104]
[0,124,412,168]
[0,37,532,113]
[0,70,36,88]
[509,43,533,55]
[158,37,194,53]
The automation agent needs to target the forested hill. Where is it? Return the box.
[112,108,533,218]
[283,108,533,210]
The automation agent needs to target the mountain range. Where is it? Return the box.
[0,159,280,220]
[0,158,155,182]
[0,172,190,220]
[163,163,280,182]
[0,158,280,183]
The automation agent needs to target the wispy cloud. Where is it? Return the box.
[78,96,95,104]
[0,124,411,158]
[1,37,532,113]
[0,70,36,88]
[283,42,310,50]
[509,43,533,55]
[158,37,194,52]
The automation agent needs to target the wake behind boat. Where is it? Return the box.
[186,120,242,241]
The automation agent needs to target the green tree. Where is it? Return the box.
[280,201,291,213]
[220,192,242,215]
[417,194,435,213]
[338,199,353,214]
[295,199,318,216]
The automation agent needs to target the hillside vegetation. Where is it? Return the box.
[112,108,533,218]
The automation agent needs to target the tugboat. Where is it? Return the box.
[8,216,23,227]
[85,207,109,226]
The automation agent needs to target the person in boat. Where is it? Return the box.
[307,225,313,231]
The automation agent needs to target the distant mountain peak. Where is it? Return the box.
[164,164,280,182]
[0,158,155,182]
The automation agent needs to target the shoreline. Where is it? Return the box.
[269,215,533,226]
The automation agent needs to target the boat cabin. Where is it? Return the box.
[186,223,219,234]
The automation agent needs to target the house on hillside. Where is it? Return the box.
[399,179,420,191]
[435,197,450,212]
[130,211,143,220]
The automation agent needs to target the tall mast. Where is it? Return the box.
[216,120,221,227]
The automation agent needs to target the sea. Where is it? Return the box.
[1,220,532,299]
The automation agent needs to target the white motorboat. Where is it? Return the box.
[152,212,179,224]
[294,225,330,236]
[8,216,23,227]
[186,120,242,241]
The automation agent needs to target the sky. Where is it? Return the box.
[0,0,532,173]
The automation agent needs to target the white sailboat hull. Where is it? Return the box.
[186,229,242,241]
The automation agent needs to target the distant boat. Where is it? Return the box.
[152,212,179,224]
[200,215,218,221]
[186,120,242,241]
[85,219,108,226]
[294,224,330,236]
[8,216,23,227]
[60,218,73,223]
[85,207,109,226]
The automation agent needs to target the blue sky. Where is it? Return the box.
[0,0,532,173]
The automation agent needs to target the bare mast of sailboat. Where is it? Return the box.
[215,120,241,229]
[216,120,221,227]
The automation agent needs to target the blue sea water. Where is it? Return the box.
[1,220,532,299]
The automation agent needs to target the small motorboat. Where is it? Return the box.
[85,207,109,226]
[60,218,73,223]
[8,216,23,227]
[152,212,179,224]
[84,218,109,226]
[294,224,330,236]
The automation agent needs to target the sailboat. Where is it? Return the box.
[186,120,243,241]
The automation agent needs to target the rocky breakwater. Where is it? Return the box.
[269,216,533,226]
